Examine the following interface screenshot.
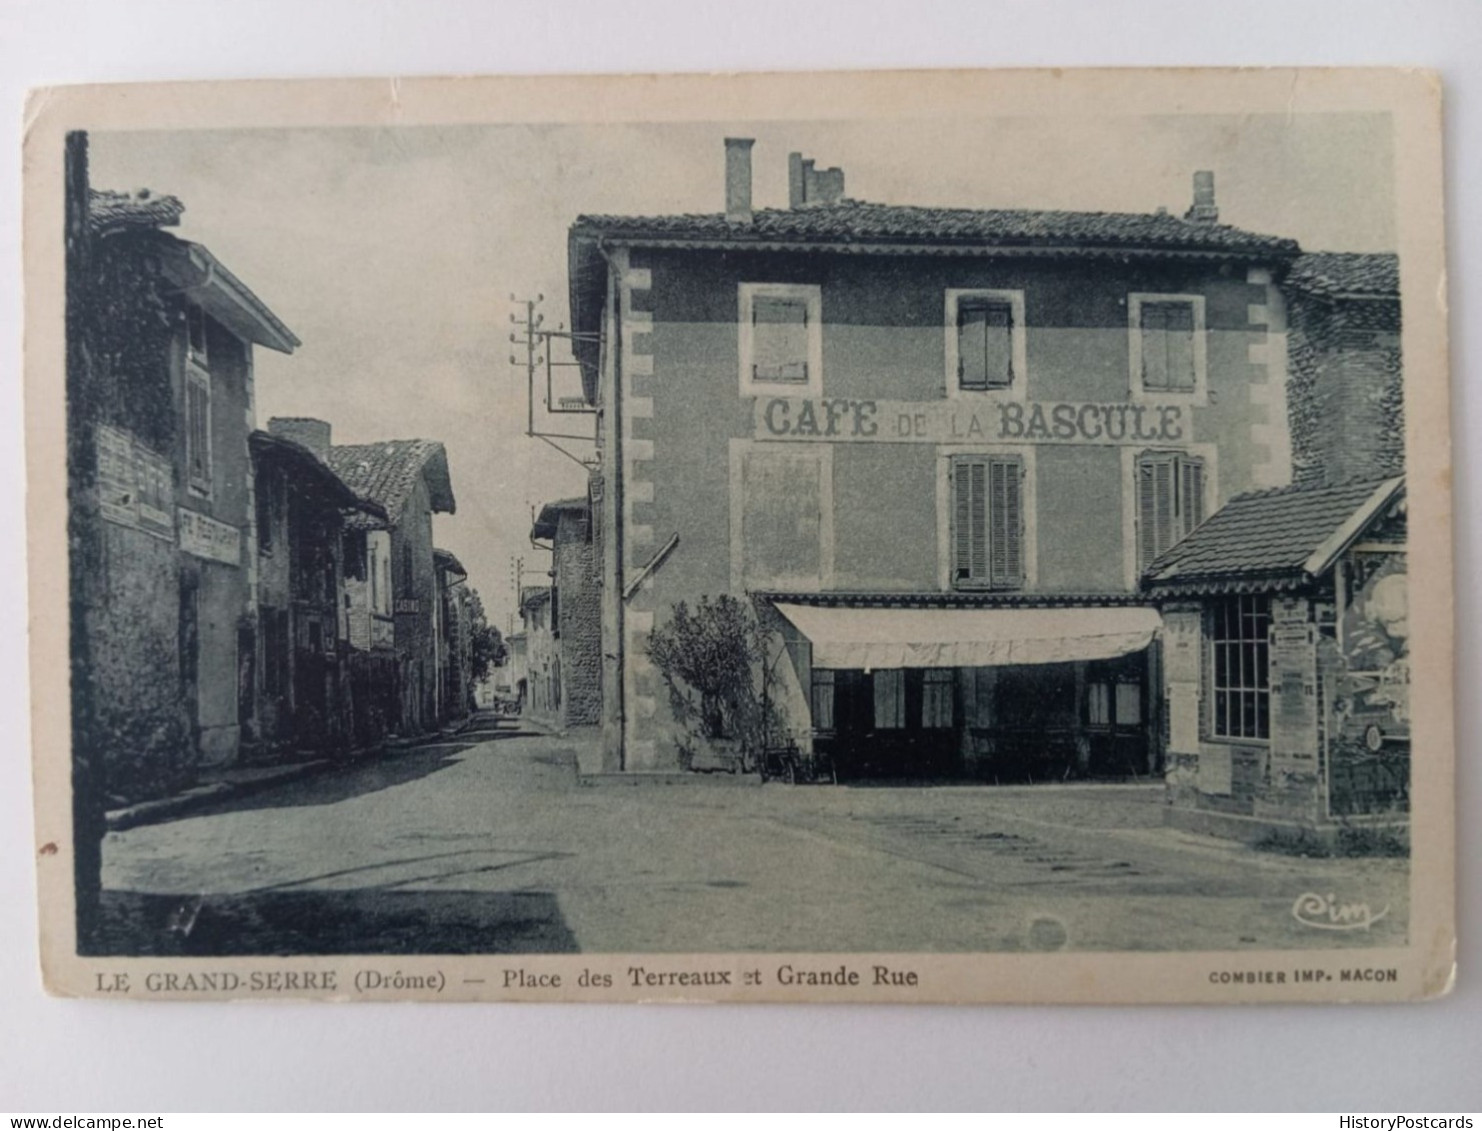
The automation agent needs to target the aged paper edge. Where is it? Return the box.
[24,67,1456,1004]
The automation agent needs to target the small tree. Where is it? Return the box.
[646,595,777,760]
[466,588,507,687]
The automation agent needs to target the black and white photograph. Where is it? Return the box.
[24,68,1453,1004]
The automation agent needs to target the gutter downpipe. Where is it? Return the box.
[597,239,626,770]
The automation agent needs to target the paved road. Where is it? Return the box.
[96,718,1408,955]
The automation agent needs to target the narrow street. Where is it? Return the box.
[95,714,1409,956]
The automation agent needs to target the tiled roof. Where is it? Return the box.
[1144,478,1402,589]
[531,495,589,541]
[1286,252,1399,298]
[572,201,1299,256]
[249,431,385,519]
[325,440,456,526]
[89,189,184,234]
[434,548,467,577]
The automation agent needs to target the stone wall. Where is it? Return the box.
[554,508,602,727]
[69,231,259,800]
[1286,292,1403,487]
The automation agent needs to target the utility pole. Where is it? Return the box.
[508,292,598,468]
[508,294,544,441]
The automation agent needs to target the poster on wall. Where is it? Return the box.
[1340,550,1410,749]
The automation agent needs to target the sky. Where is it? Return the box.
[89,113,1395,629]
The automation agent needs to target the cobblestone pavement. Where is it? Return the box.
[96,722,1408,955]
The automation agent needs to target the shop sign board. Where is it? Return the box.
[96,424,175,540]
[755,397,1191,446]
[1269,597,1318,777]
[177,508,241,566]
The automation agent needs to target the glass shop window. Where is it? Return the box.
[1210,594,1271,740]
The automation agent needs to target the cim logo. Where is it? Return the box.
[1291,891,1390,931]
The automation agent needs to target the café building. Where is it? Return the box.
[567,139,1304,779]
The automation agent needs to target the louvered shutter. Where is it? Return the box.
[953,454,1023,589]
[990,456,1023,588]
[1139,452,1205,571]
[1137,459,1158,571]
[952,456,986,585]
[1137,454,1175,572]
[1179,457,1205,531]
[1152,456,1175,559]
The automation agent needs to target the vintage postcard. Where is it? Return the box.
[24,68,1454,1003]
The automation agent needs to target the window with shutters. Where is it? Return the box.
[1128,293,1207,401]
[184,364,213,497]
[946,289,1025,396]
[1209,594,1271,740]
[1136,451,1206,572]
[739,283,822,397]
[950,454,1025,590]
[187,303,209,369]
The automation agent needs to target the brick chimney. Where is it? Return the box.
[788,152,846,208]
[269,416,331,458]
[724,137,755,224]
[1185,170,1219,223]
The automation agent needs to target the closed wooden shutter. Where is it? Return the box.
[952,454,1023,589]
[752,295,809,383]
[1162,301,1196,390]
[186,375,210,487]
[1140,300,1197,392]
[957,298,1014,390]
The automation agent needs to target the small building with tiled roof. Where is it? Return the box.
[250,428,387,757]
[1143,476,1409,842]
[325,439,456,524]
[565,137,1315,779]
[529,494,602,736]
[1144,477,1403,595]
[264,417,459,738]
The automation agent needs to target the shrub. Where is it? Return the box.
[645,595,778,759]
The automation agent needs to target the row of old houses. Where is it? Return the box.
[526,138,1407,842]
[66,133,475,806]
